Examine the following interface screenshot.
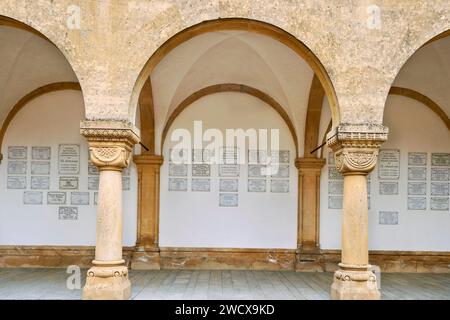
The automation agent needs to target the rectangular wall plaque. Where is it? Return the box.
[169,178,187,191]
[32,147,51,160]
[168,148,188,163]
[431,153,450,166]
[378,149,400,180]
[191,178,210,192]
[7,176,27,189]
[431,182,449,196]
[270,165,289,178]
[248,150,267,164]
[47,192,66,205]
[88,161,99,175]
[248,179,266,192]
[71,192,90,205]
[379,181,398,195]
[407,182,426,195]
[23,191,43,205]
[219,164,239,177]
[407,197,426,210]
[122,177,131,190]
[219,193,238,207]
[408,167,427,181]
[272,150,290,164]
[431,168,449,181]
[220,179,238,192]
[379,211,399,225]
[431,197,449,211]
[88,176,99,190]
[58,207,78,220]
[329,180,344,195]
[7,161,27,174]
[192,164,211,177]
[328,166,343,180]
[248,164,266,178]
[408,152,427,166]
[58,144,80,174]
[328,196,343,209]
[169,163,188,176]
[31,176,50,190]
[8,146,27,159]
[31,161,50,175]
[270,179,289,193]
[59,176,79,190]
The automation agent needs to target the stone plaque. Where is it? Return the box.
[219,164,239,177]
[8,146,27,159]
[248,150,267,164]
[272,150,290,164]
[408,167,427,181]
[192,164,210,177]
[431,153,450,166]
[47,192,66,205]
[7,161,27,174]
[32,147,51,160]
[71,192,90,205]
[248,164,266,178]
[169,163,188,176]
[270,165,289,178]
[408,152,427,166]
[88,176,99,190]
[31,176,50,190]
[58,207,78,220]
[88,161,99,175]
[123,167,131,176]
[169,178,187,191]
[221,147,239,164]
[169,148,188,164]
[191,178,210,192]
[220,179,238,192]
[192,149,211,164]
[328,196,343,209]
[379,211,398,225]
[408,182,426,195]
[328,166,343,180]
[219,193,238,207]
[248,179,266,192]
[378,149,400,180]
[23,191,43,205]
[431,168,449,181]
[58,144,80,174]
[431,197,449,211]
[122,176,130,190]
[431,182,449,196]
[7,176,26,189]
[379,182,398,195]
[94,192,98,205]
[328,152,335,165]
[59,176,79,190]
[31,161,50,175]
[270,179,289,193]
[407,197,426,210]
[328,180,344,195]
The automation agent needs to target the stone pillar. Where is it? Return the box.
[295,157,325,271]
[327,124,387,300]
[131,153,163,269]
[80,120,139,300]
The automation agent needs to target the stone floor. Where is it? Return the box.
[0,268,449,300]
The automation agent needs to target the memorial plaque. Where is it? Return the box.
[219,164,239,177]
[328,152,335,165]
[47,192,66,205]
[32,147,51,160]
[169,163,188,176]
[408,167,427,181]
[192,149,211,164]
[192,164,210,177]
[328,166,343,180]
[329,180,344,195]
[431,182,449,196]
[31,161,50,175]
[219,193,238,207]
[220,179,238,192]
[328,196,343,209]
[431,153,450,166]
[88,161,99,175]
[379,182,398,195]
[7,176,26,189]
[23,191,43,205]
[272,150,290,164]
[123,167,131,176]
[191,178,210,192]
[58,207,78,220]
[94,192,98,205]
[71,192,90,205]
[221,147,239,164]
[431,168,449,181]
[59,176,79,190]
[431,197,449,211]
[270,165,289,178]
[378,149,400,180]
[31,176,50,190]
[58,144,80,174]
[169,178,187,191]
[122,177,130,191]
[248,179,266,192]
[407,197,426,210]
[408,152,427,166]
[7,161,27,174]
[88,176,99,190]
[169,148,188,163]
[270,179,289,193]
[408,182,426,195]
[248,150,267,164]
[379,211,398,225]
[8,146,27,159]
[248,165,266,178]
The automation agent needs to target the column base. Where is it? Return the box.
[130,247,161,270]
[330,264,380,300]
[82,265,131,300]
[295,245,323,272]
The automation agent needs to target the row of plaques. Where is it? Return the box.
[168,178,289,193]
[23,191,98,206]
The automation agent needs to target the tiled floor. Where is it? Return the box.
[0,268,449,300]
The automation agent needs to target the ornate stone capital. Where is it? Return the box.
[326,124,388,175]
[80,120,140,171]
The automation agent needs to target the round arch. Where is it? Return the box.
[131,18,340,128]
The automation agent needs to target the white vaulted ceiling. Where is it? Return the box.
[0,26,78,128]
[150,30,315,154]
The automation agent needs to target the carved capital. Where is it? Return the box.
[326,124,388,175]
[295,157,326,174]
[80,120,140,171]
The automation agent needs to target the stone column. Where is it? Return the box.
[80,120,139,300]
[131,153,163,269]
[295,157,325,271]
[327,124,387,300]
